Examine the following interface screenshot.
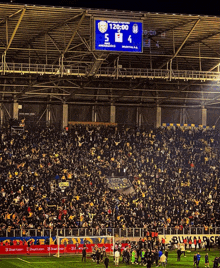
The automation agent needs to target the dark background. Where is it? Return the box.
[7,0,220,16]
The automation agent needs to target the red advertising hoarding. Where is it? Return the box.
[0,243,118,255]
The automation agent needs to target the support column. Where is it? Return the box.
[0,103,3,126]
[13,100,19,120]
[156,105,161,128]
[201,106,207,126]
[136,107,142,127]
[92,106,97,122]
[62,103,68,129]
[46,104,51,126]
[180,107,187,125]
[110,104,116,123]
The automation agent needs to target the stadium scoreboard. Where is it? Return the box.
[94,18,143,53]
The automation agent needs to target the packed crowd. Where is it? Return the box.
[0,123,220,235]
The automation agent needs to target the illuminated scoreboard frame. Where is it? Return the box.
[93,18,143,53]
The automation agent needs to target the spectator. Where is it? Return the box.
[177,247,181,261]
[205,253,209,268]
[165,250,168,265]
[196,252,201,268]
[194,238,197,251]
[193,254,197,267]
[0,124,220,235]
[96,248,101,264]
[189,239,193,250]
[154,249,159,267]
[104,255,109,268]
[213,257,218,268]
[82,245,87,262]
[141,249,145,265]
[198,238,202,249]
[206,239,211,251]
[180,242,186,257]
[161,237,166,250]
[160,253,167,267]
[115,249,120,266]
[124,247,130,265]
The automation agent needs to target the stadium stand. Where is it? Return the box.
[0,123,219,239]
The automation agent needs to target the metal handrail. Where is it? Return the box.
[1,227,219,238]
[1,62,220,81]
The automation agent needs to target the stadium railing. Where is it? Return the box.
[3,62,220,82]
[1,227,220,238]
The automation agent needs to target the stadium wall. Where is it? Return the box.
[0,234,219,255]
[115,234,220,245]
[3,102,220,129]
[1,234,219,246]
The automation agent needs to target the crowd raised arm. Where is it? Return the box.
[0,124,219,234]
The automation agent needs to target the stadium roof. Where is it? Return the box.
[1,2,220,108]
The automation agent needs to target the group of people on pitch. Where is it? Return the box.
[82,244,110,268]
[114,244,168,267]
[192,252,220,268]
[90,244,107,264]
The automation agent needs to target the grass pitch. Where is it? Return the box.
[0,249,220,267]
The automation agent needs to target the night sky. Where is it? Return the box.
[7,0,220,16]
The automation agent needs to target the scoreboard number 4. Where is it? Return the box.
[128,35,132,43]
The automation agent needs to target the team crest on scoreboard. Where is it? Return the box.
[98,21,108,33]
[132,24,138,34]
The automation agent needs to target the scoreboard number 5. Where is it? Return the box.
[105,33,109,42]
[128,35,132,43]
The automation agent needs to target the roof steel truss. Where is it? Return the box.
[0,3,219,108]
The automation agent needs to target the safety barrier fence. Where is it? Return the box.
[1,227,220,238]
[1,62,220,81]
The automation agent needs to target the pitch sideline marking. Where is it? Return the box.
[17,257,30,264]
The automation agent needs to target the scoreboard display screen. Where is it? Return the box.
[94,19,143,53]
